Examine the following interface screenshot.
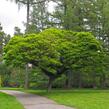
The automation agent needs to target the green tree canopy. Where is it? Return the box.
[4,28,106,90]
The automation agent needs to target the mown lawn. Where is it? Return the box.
[0,92,24,109]
[27,89,109,109]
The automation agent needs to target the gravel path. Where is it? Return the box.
[0,90,74,109]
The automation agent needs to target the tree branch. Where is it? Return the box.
[18,0,47,5]
[17,0,27,4]
[33,0,47,4]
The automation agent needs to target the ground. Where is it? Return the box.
[26,89,109,109]
[0,92,24,109]
[1,89,109,109]
[0,90,73,109]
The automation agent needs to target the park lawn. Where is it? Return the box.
[0,92,24,109]
[27,89,109,109]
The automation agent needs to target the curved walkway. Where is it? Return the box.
[0,90,74,109]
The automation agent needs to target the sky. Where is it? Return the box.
[0,1,56,36]
[0,1,26,35]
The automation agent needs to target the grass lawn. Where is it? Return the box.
[0,92,24,109]
[26,89,109,109]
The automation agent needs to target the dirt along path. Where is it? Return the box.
[0,90,74,109]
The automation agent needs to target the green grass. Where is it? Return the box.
[0,87,23,90]
[0,92,24,109]
[1,88,109,109]
[26,89,109,109]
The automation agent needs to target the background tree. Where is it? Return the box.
[49,0,84,31]
[0,63,11,87]
[7,0,48,32]
[0,23,10,62]
[14,26,23,36]
[29,1,49,32]
[0,23,4,58]
[50,0,109,48]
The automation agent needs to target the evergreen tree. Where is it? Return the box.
[0,23,4,58]
[7,0,48,33]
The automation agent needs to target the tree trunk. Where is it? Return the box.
[100,74,106,88]
[47,77,55,92]
[26,0,30,33]
[92,73,96,89]
[65,71,72,89]
[78,72,82,88]
[0,75,2,87]
[24,64,29,89]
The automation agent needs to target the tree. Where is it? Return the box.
[7,0,48,32]
[14,26,23,36]
[4,29,64,90]
[29,1,49,32]
[4,28,106,90]
[0,23,11,64]
[0,23,4,58]
[4,34,11,46]
[0,63,11,87]
[46,0,109,50]
[49,0,84,31]
[72,0,109,47]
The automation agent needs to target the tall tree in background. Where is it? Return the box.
[0,23,4,60]
[51,0,109,48]
[77,0,109,46]
[0,23,10,62]
[50,0,84,31]
[29,1,49,33]
[7,0,47,33]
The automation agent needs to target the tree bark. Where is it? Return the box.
[78,72,82,88]
[0,75,2,87]
[47,76,55,92]
[65,71,72,89]
[24,64,29,89]
[92,73,96,89]
[100,74,106,88]
[26,0,30,33]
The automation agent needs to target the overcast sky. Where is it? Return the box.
[0,1,26,35]
[0,1,56,36]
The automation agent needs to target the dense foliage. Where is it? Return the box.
[4,28,108,90]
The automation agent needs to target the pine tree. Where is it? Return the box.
[7,0,48,33]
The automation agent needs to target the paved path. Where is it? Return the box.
[0,90,74,109]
